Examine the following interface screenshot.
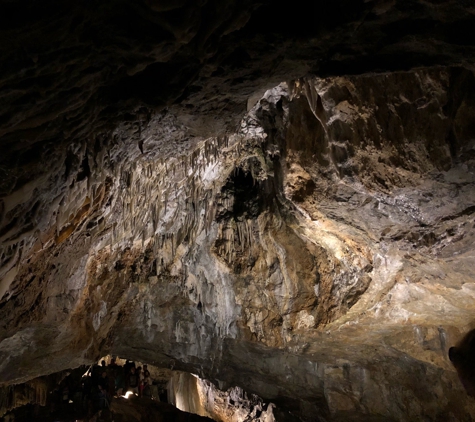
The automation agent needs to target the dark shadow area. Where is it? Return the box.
[0,358,211,422]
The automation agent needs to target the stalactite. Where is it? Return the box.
[155,258,160,276]
[160,234,165,249]
[171,232,176,259]
[152,233,157,258]
[152,205,157,233]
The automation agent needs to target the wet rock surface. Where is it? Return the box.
[2,2,475,421]
[2,68,475,420]
[168,371,275,422]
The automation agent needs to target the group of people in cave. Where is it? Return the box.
[54,358,163,419]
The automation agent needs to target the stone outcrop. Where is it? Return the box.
[2,67,475,421]
[168,371,275,421]
[2,1,475,421]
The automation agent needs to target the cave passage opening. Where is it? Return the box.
[0,355,276,422]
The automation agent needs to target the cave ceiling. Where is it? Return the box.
[2,0,475,421]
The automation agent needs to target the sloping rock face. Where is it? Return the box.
[168,371,275,421]
[2,67,475,421]
[2,1,475,421]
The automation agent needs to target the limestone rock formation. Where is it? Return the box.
[2,1,475,421]
[168,371,275,421]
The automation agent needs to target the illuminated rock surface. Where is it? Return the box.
[1,1,475,421]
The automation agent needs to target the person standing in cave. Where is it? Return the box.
[142,370,152,398]
[449,328,475,397]
[98,371,109,393]
[98,384,109,408]
[136,366,144,397]
[81,372,93,415]
[105,362,117,398]
[107,370,116,398]
[91,363,101,386]
[97,370,112,414]
[126,367,139,395]
[124,360,134,375]
[115,367,126,397]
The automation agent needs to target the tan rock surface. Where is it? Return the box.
[2,68,475,421]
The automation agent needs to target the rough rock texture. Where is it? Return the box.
[168,371,275,422]
[2,67,475,421]
[2,1,475,421]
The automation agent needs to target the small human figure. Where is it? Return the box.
[97,384,109,411]
[126,367,139,395]
[142,370,152,397]
[449,328,475,397]
[124,360,134,375]
[136,366,144,397]
[98,371,109,392]
[62,387,69,404]
[115,369,125,396]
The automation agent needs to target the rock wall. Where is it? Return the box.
[168,371,275,422]
[1,67,475,421]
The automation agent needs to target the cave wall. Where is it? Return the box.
[2,65,475,421]
[168,371,276,422]
[2,4,475,421]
